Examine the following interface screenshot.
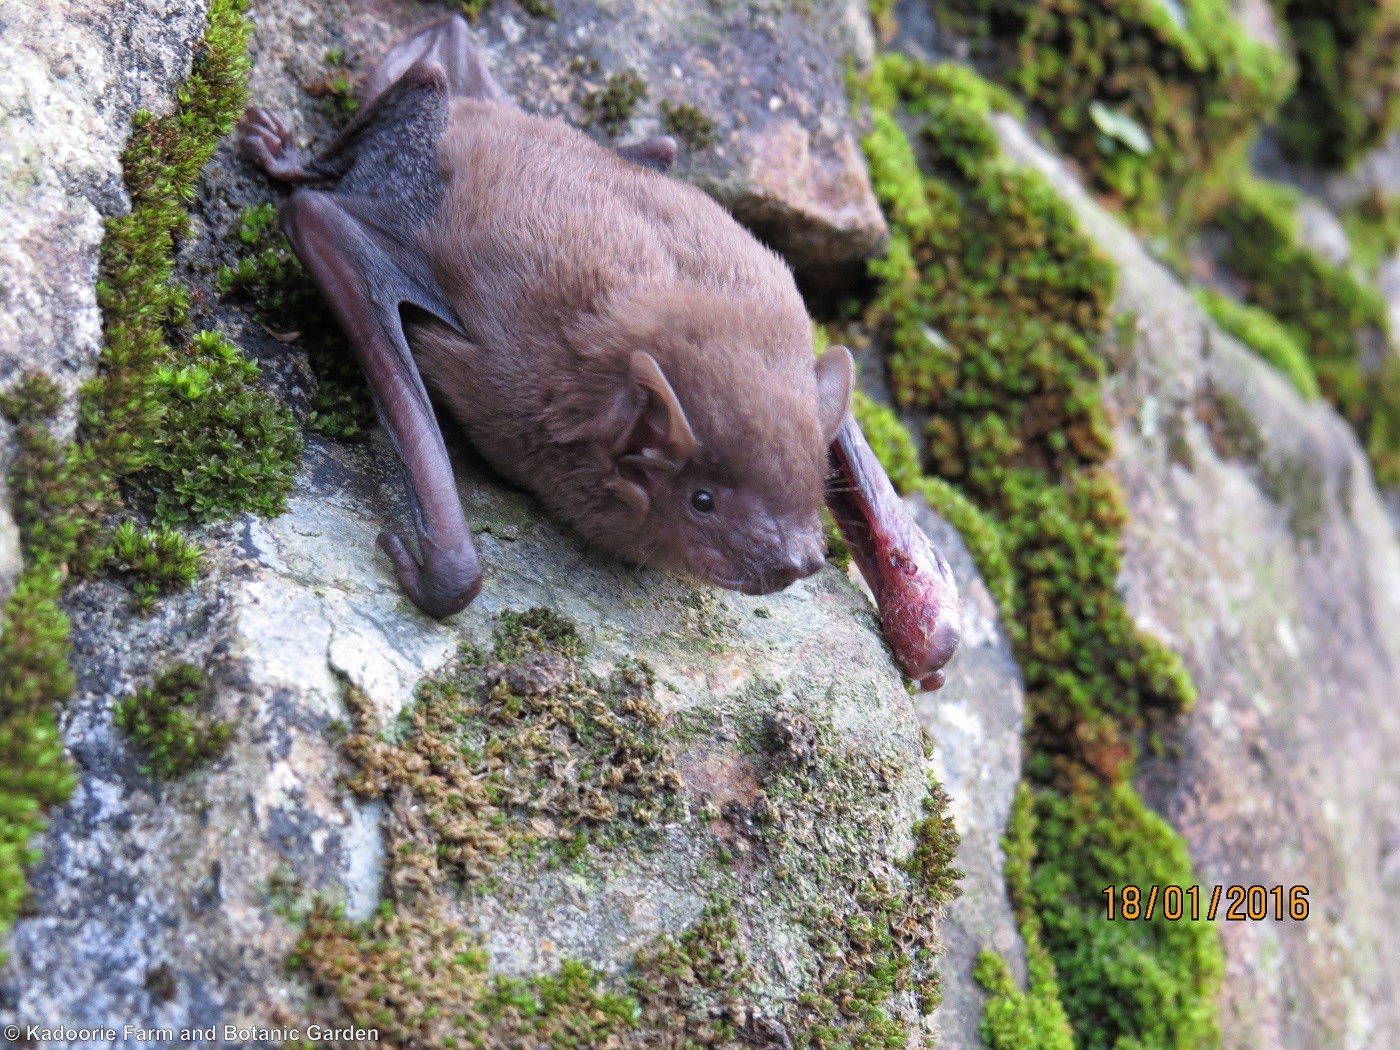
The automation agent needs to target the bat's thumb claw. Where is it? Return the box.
[377,531,482,618]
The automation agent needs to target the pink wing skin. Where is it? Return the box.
[826,415,962,690]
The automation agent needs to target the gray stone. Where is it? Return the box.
[913,501,1027,1050]
[1294,197,1353,268]
[244,0,887,290]
[997,112,1400,1050]
[1,427,944,1039]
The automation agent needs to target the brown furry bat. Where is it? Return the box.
[238,15,960,687]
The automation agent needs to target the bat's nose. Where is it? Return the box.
[757,540,825,592]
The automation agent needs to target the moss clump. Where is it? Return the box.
[106,520,204,612]
[582,70,648,134]
[1274,0,1400,169]
[339,628,682,884]
[0,0,293,951]
[492,606,581,663]
[1194,287,1321,400]
[1209,175,1400,483]
[135,331,300,524]
[219,203,375,440]
[304,59,360,122]
[973,785,1073,1050]
[659,100,719,151]
[934,0,1291,228]
[974,949,1073,1050]
[114,663,233,778]
[1341,188,1400,274]
[855,55,1221,1047]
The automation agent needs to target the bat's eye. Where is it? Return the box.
[691,490,715,514]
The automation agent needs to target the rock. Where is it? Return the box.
[243,0,887,293]
[0,0,210,400]
[1294,198,1352,268]
[913,502,1028,1050]
[996,113,1400,1050]
[0,0,212,610]
[1,425,953,1039]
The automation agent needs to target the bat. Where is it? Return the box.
[238,15,960,689]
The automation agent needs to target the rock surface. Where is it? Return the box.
[914,505,1027,1050]
[0,429,942,1039]
[996,114,1400,1050]
[244,0,887,291]
[0,0,211,606]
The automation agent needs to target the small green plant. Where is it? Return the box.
[933,0,1292,228]
[582,70,648,134]
[1342,189,1400,274]
[115,664,233,778]
[0,0,292,951]
[1210,174,1400,483]
[659,100,718,150]
[106,520,205,612]
[219,204,374,440]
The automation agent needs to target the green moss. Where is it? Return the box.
[974,785,1072,1050]
[135,330,300,524]
[659,100,719,151]
[974,948,1073,1050]
[219,203,375,440]
[1026,779,1223,1048]
[0,0,296,953]
[296,899,636,1046]
[1194,287,1321,400]
[934,0,1292,228]
[1274,1,1400,169]
[106,520,204,612]
[582,70,648,134]
[338,610,679,883]
[114,663,232,778]
[306,63,359,122]
[297,611,960,1046]
[1341,188,1400,274]
[855,55,1220,1048]
[1210,174,1400,483]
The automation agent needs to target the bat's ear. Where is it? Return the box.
[815,345,854,444]
[621,351,698,469]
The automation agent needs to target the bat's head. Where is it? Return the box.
[594,336,854,596]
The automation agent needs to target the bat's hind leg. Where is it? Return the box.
[362,14,513,108]
[238,108,322,184]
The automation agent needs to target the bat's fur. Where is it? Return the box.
[409,96,851,592]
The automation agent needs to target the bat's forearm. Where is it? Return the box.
[826,415,961,690]
[284,190,481,617]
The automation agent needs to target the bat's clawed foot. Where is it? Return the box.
[237,107,311,182]
[377,531,482,618]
